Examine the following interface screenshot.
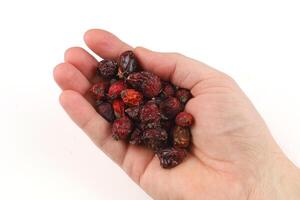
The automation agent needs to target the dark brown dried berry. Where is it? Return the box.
[157,147,187,169]
[142,128,168,150]
[112,99,125,119]
[176,89,192,105]
[96,59,118,79]
[129,128,143,145]
[125,106,140,121]
[89,80,108,100]
[95,100,104,107]
[97,102,115,123]
[118,50,139,78]
[139,101,160,123]
[175,112,193,127]
[107,80,127,99]
[139,121,160,130]
[159,97,182,119]
[160,82,175,99]
[161,120,174,132]
[127,71,162,98]
[121,89,143,107]
[172,126,191,148]
[112,116,133,140]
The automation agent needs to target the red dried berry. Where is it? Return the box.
[89,80,108,100]
[175,112,193,127]
[121,89,143,107]
[125,106,140,121]
[159,97,182,119]
[142,128,168,150]
[97,102,115,123]
[176,89,192,104]
[129,128,143,145]
[118,50,139,78]
[108,80,127,99]
[112,99,125,119]
[172,125,191,148]
[161,82,175,99]
[157,147,187,169]
[139,101,161,123]
[127,71,162,98]
[96,59,118,79]
[112,116,133,140]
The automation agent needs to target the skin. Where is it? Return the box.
[53,29,300,200]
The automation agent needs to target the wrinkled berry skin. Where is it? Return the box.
[108,80,127,99]
[161,120,174,132]
[96,59,118,79]
[139,121,160,130]
[125,106,140,121]
[112,99,125,119]
[175,112,193,127]
[89,50,194,169]
[159,97,182,119]
[118,51,139,78]
[142,128,168,150]
[129,128,143,145]
[97,102,115,123]
[157,147,187,169]
[89,81,108,100]
[172,126,191,148]
[176,89,192,105]
[112,116,133,140]
[160,82,175,99]
[121,89,143,107]
[127,71,162,98]
[139,101,161,123]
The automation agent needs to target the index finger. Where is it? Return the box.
[84,29,133,59]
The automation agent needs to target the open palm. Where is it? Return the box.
[54,29,288,200]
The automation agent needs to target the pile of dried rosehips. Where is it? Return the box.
[89,50,193,169]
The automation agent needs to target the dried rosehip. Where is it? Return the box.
[89,80,108,100]
[129,128,143,145]
[176,89,192,105]
[161,120,174,132]
[157,147,187,169]
[108,80,127,99]
[95,100,104,107]
[159,97,182,119]
[172,125,191,148]
[97,102,115,123]
[139,101,160,123]
[96,59,118,79]
[121,89,143,107]
[175,112,193,127]
[142,128,168,150]
[118,50,138,78]
[112,99,125,119]
[139,121,160,130]
[125,106,140,121]
[112,116,133,140]
[160,82,175,99]
[127,71,162,98]
[88,50,195,169]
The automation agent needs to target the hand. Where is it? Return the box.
[53,29,300,200]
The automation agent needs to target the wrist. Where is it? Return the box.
[253,153,300,200]
[276,162,300,200]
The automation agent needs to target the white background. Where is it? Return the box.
[0,0,299,199]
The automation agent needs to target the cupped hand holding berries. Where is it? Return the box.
[54,29,300,200]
